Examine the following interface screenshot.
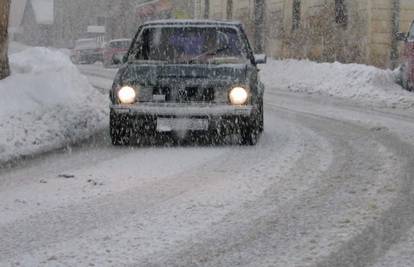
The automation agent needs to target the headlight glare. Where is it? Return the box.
[229,86,249,105]
[117,86,137,104]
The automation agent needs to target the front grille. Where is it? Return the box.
[152,86,215,103]
[201,88,215,102]
[152,87,172,101]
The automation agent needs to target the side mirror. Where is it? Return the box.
[254,54,267,64]
[113,57,121,65]
[396,32,407,42]
[122,54,128,64]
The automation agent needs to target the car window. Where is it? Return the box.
[110,41,131,48]
[131,27,247,64]
[75,39,98,49]
[409,23,414,40]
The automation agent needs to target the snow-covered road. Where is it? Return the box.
[1,65,414,267]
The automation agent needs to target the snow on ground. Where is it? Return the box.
[0,47,107,164]
[261,59,414,109]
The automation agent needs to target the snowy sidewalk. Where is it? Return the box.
[260,59,414,110]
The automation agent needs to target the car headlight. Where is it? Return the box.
[229,86,249,105]
[117,86,137,104]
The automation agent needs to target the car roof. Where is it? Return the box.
[76,38,95,42]
[142,19,242,27]
[109,38,131,43]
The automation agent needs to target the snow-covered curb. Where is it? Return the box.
[261,59,414,109]
[0,47,108,165]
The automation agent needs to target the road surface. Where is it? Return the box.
[1,65,414,267]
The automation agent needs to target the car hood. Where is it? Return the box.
[117,63,250,86]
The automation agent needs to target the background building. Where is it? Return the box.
[17,0,54,46]
[9,0,27,41]
[52,0,195,47]
[196,0,414,69]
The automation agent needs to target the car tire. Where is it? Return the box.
[258,97,264,133]
[240,117,260,146]
[399,64,413,92]
[407,81,414,92]
[110,111,131,146]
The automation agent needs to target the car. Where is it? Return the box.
[397,20,414,91]
[71,38,103,64]
[103,39,132,67]
[109,20,266,146]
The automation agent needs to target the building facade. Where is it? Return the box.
[19,0,54,46]
[53,0,194,48]
[196,0,414,69]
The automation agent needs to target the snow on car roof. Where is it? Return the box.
[143,19,242,27]
[109,39,132,43]
[76,38,96,43]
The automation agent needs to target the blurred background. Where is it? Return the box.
[7,0,414,69]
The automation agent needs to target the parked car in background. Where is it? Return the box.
[103,39,132,67]
[397,20,414,91]
[109,20,266,146]
[71,38,103,64]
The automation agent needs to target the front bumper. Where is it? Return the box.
[110,103,254,117]
[110,103,255,133]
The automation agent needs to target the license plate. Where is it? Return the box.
[156,118,208,132]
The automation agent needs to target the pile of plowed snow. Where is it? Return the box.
[0,47,107,164]
[261,59,414,109]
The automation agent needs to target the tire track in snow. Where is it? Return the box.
[0,109,304,263]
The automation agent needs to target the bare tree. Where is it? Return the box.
[0,0,11,80]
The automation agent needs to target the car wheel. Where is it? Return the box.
[407,80,414,92]
[399,64,413,91]
[240,117,260,146]
[258,97,264,133]
[110,111,132,146]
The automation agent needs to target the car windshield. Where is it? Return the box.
[110,40,131,48]
[130,26,247,64]
[75,39,98,49]
[409,23,414,40]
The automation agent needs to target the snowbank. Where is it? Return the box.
[0,47,107,164]
[261,59,414,109]
[8,42,29,54]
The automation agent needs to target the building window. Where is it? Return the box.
[227,0,233,20]
[335,0,348,27]
[204,0,210,18]
[97,16,106,26]
[292,0,301,31]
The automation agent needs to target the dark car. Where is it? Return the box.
[103,39,132,67]
[398,20,414,91]
[71,38,103,64]
[109,20,266,146]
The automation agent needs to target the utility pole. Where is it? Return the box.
[391,0,400,69]
[254,0,265,53]
[0,0,11,80]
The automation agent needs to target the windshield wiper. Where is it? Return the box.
[182,47,228,64]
